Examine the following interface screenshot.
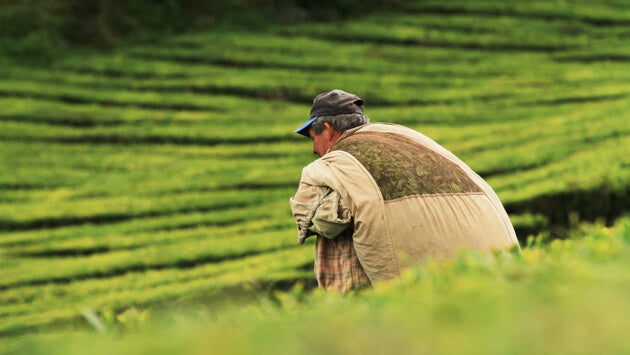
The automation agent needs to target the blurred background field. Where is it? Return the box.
[1,0,629,352]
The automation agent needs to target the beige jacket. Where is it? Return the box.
[291,123,519,284]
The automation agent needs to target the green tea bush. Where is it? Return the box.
[0,0,405,54]
[8,217,630,354]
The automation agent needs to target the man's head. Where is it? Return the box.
[294,89,370,157]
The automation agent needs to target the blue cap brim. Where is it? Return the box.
[293,116,318,137]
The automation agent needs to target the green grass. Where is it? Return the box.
[1,0,629,349]
[7,216,630,354]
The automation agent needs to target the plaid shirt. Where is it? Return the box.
[290,182,371,292]
[314,227,371,292]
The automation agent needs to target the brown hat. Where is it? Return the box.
[294,89,364,137]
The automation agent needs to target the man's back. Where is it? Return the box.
[298,123,519,282]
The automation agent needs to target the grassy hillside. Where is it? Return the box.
[1,0,629,350]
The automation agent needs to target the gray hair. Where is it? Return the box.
[310,113,370,134]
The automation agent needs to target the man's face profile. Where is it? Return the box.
[308,122,342,157]
[309,128,329,157]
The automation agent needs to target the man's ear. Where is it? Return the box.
[323,122,334,139]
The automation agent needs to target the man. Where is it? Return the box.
[290,89,519,292]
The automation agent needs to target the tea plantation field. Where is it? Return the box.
[16,217,630,354]
[1,0,629,351]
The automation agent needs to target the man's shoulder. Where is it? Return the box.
[341,122,419,137]
[336,123,430,147]
[360,122,416,133]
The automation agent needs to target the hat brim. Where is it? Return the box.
[293,116,318,137]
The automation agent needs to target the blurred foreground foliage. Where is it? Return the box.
[10,216,630,354]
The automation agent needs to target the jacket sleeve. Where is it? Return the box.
[289,183,352,244]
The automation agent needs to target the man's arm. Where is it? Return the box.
[289,183,352,244]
